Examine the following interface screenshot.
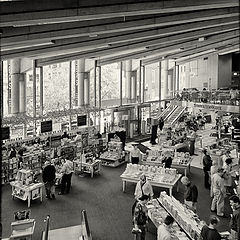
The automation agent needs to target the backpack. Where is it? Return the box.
[136,204,147,225]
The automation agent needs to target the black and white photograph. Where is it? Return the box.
[0,1,240,240]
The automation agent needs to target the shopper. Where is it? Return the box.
[132,174,153,216]
[229,195,240,240]
[150,124,158,145]
[200,215,221,240]
[223,158,233,195]
[211,168,226,217]
[58,157,73,195]
[8,146,17,159]
[180,176,198,212]
[203,149,212,189]
[130,143,141,164]
[210,160,219,197]
[159,117,164,131]
[162,152,173,169]
[189,129,197,156]
[133,195,149,240]
[134,174,153,201]
[42,160,56,199]
[157,215,175,240]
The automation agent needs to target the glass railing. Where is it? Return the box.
[174,89,240,105]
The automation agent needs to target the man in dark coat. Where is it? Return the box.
[42,160,56,199]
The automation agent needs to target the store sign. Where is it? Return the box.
[75,61,78,106]
[7,62,11,114]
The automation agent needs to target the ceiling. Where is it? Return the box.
[0,0,239,67]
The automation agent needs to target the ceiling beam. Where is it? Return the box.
[2,7,238,45]
[166,37,239,59]
[15,19,238,63]
[141,30,239,64]
[98,37,239,66]
[3,25,239,60]
[0,0,238,27]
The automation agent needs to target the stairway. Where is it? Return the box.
[153,105,176,121]
[164,106,186,127]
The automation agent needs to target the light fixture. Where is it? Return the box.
[198,37,206,42]
[89,34,98,38]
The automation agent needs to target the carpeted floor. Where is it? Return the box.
[1,164,233,240]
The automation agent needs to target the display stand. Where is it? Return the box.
[147,199,190,239]
[74,159,101,178]
[141,151,192,176]
[11,170,43,207]
[100,141,128,167]
[120,164,181,196]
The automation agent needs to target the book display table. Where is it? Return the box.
[10,182,43,208]
[73,160,101,178]
[147,199,189,239]
[141,151,192,176]
[100,141,128,167]
[120,164,181,196]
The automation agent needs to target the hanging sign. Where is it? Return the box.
[75,61,78,106]
[7,61,11,114]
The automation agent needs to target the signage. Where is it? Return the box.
[75,61,78,106]
[41,120,53,133]
[1,127,10,140]
[77,115,87,126]
[7,62,11,114]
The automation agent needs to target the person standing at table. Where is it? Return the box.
[157,215,175,240]
[58,157,73,195]
[159,117,164,131]
[229,195,240,240]
[42,160,56,200]
[189,129,197,156]
[181,176,198,212]
[223,158,233,195]
[200,215,221,240]
[203,149,212,189]
[211,168,226,217]
[133,195,149,240]
[130,143,141,164]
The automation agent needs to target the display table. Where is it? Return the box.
[73,160,101,178]
[10,182,44,207]
[163,142,188,152]
[120,164,181,196]
[147,199,189,239]
[141,159,191,176]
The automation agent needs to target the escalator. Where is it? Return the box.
[164,106,186,128]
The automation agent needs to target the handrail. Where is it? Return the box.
[81,210,92,240]
[170,107,186,125]
[165,105,178,121]
[43,215,50,240]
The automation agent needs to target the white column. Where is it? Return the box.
[84,72,90,106]
[10,58,21,114]
[162,59,169,99]
[131,72,137,102]
[126,60,132,102]
[19,73,26,113]
[168,73,173,98]
[78,59,85,107]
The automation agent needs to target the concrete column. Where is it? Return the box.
[78,59,85,107]
[139,61,142,103]
[84,72,90,106]
[176,65,180,92]
[32,60,37,136]
[142,65,145,102]
[69,61,72,130]
[10,58,21,114]
[158,61,162,108]
[131,71,137,103]
[168,71,173,98]
[39,66,43,115]
[19,73,26,113]
[162,59,169,99]
[126,60,132,102]
[1,61,3,117]
[120,62,123,106]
